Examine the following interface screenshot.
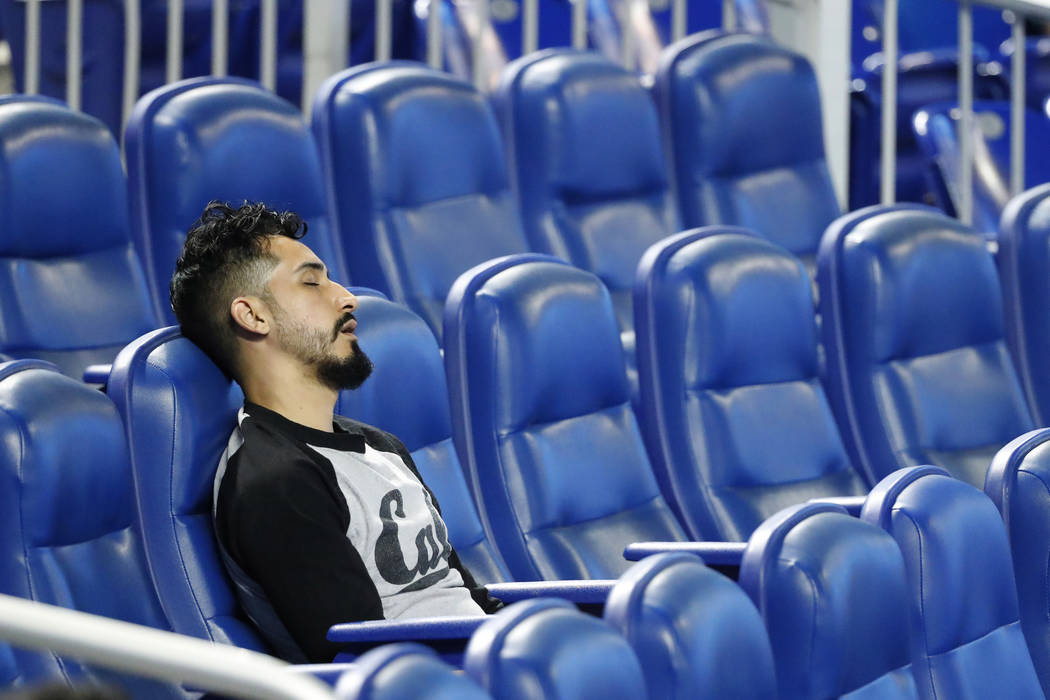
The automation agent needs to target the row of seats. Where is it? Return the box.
[3,345,1049,699]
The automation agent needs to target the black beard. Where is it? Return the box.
[315,340,373,391]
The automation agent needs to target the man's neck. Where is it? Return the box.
[241,360,338,432]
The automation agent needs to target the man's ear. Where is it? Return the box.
[230,296,270,336]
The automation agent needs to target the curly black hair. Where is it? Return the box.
[170,200,306,379]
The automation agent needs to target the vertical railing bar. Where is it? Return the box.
[621,0,634,69]
[167,0,183,83]
[572,0,586,49]
[880,0,898,204]
[672,0,685,41]
[376,0,393,61]
[473,0,489,87]
[722,0,734,31]
[24,0,40,94]
[958,0,974,225]
[427,0,442,67]
[66,0,83,109]
[123,0,141,132]
[1011,14,1026,196]
[211,0,228,76]
[260,0,277,90]
[523,0,538,54]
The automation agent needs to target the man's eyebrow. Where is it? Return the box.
[292,261,327,275]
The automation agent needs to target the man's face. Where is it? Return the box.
[262,236,372,390]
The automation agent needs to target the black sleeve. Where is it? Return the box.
[225,446,384,663]
[353,423,504,614]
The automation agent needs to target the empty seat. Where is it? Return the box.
[335,642,491,700]
[0,96,158,379]
[986,428,1050,697]
[635,228,867,541]
[861,466,1044,699]
[654,31,840,269]
[998,183,1050,425]
[739,502,919,699]
[312,63,529,338]
[604,552,776,699]
[464,599,648,700]
[334,293,511,584]
[817,205,1033,486]
[497,49,679,389]
[0,360,183,697]
[126,77,348,324]
[444,254,686,581]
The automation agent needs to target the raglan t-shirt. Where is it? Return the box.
[213,402,501,662]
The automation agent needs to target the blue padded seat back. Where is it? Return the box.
[0,360,183,697]
[999,183,1050,426]
[444,254,686,581]
[604,553,776,699]
[0,97,158,378]
[739,502,919,699]
[334,643,491,700]
[126,77,347,324]
[635,228,868,541]
[862,467,1044,700]
[464,598,648,700]
[654,31,840,265]
[986,429,1050,697]
[106,327,264,652]
[497,49,678,332]
[817,205,1033,487]
[312,63,529,338]
[334,294,510,584]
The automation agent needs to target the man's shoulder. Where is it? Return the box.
[228,413,332,487]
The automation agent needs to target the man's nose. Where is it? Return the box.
[335,283,357,311]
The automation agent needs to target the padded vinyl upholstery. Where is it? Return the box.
[126,77,348,323]
[464,598,648,700]
[106,327,263,652]
[0,97,158,378]
[986,429,1050,697]
[0,361,183,697]
[444,255,686,581]
[817,205,1033,486]
[635,228,867,541]
[654,32,840,266]
[604,553,776,699]
[312,63,529,338]
[335,294,510,584]
[334,643,491,700]
[739,502,919,699]
[862,467,1044,700]
[497,49,678,336]
[999,183,1050,426]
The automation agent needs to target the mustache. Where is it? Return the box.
[332,312,356,341]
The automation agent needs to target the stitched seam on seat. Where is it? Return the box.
[521,495,670,535]
[1018,468,1050,624]
[899,508,937,699]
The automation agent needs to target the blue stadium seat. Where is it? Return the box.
[334,293,511,585]
[987,428,1050,697]
[653,31,840,269]
[604,552,776,698]
[635,228,868,541]
[862,466,1044,699]
[0,96,158,379]
[0,360,184,697]
[817,205,1033,487]
[912,101,1050,235]
[998,183,1050,425]
[464,599,648,700]
[444,254,686,581]
[334,643,491,700]
[739,502,919,699]
[126,77,348,324]
[312,63,529,339]
[497,49,679,394]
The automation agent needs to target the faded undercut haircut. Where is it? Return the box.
[170,200,306,379]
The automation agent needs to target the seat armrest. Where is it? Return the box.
[806,495,866,516]
[327,616,487,663]
[82,364,112,385]
[623,541,747,565]
[485,580,614,604]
